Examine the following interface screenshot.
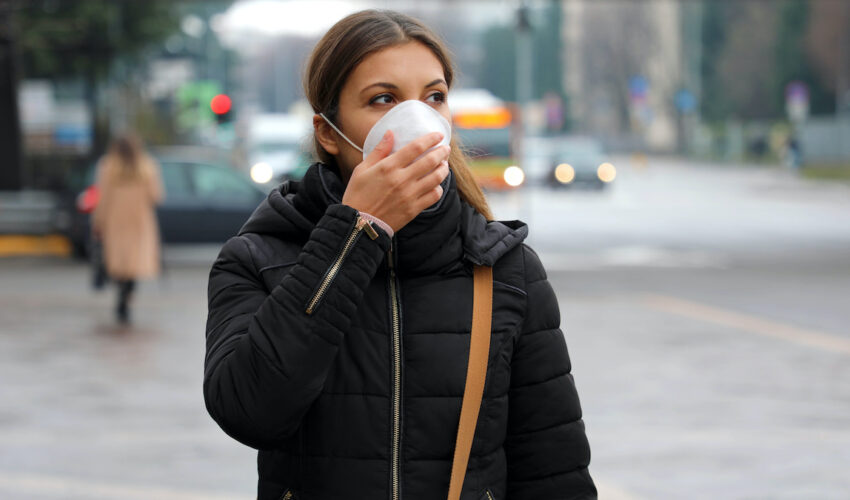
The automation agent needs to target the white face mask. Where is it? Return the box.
[320,99,452,160]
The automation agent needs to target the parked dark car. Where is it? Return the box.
[62,147,267,259]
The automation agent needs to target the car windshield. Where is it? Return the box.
[554,140,604,157]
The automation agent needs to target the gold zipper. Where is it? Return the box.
[486,490,495,500]
[305,215,378,315]
[388,246,402,500]
[281,490,293,500]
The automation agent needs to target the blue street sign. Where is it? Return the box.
[675,89,696,113]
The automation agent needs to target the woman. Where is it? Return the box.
[92,133,163,323]
[204,10,595,500]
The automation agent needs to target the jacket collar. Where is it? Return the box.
[239,162,528,275]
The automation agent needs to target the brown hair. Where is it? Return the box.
[106,133,146,180]
[303,9,493,220]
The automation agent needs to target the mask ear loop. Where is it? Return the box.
[319,113,364,154]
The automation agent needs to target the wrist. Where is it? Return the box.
[358,211,394,238]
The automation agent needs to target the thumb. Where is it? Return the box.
[362,130,394,167]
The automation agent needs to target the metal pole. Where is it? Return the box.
[515,1,533,222]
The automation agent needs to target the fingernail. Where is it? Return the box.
[380,130,391,143]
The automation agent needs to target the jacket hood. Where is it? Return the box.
[239,162,528,270]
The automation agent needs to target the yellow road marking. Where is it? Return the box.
[643,293,850,355]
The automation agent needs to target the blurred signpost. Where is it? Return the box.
[675,88,696,154]
[628,75,653,129]
[675,89,696,114]
[785,81,810,123]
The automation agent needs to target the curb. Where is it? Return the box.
[0,234,71,258]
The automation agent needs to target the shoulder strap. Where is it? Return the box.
[447,265,493,500]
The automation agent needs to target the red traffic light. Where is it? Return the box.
[210,94,232,115]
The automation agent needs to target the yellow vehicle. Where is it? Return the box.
[451,90,524,190]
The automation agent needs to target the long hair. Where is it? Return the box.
[303,9,493,220]
[106,133,146,180]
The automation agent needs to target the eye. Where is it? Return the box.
[425,91,446,104]
[369,93,394,105]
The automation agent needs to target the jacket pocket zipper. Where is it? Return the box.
[305,215,378,315]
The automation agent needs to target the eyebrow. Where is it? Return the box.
[360,79,448,95]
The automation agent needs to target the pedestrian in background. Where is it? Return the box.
[92,133,164,324]
[204,9,595,500]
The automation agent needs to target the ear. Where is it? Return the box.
[313,114,340,156]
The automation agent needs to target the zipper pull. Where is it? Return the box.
[356,215,379,240]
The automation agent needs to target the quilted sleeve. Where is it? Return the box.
[504,244,596,499]
[203,204,390,450]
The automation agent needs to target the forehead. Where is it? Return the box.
[347,42,445,89]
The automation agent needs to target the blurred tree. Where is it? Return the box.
[479,25,515,102]
[700,0,835,122]
[715,2,780,120]
[0,0,23,190]
[699,0,732,122]
[10,0,178,167]
[773,0,832,117]
[578,1,658,133]
[478,3,564,105]
[804,0,850,113]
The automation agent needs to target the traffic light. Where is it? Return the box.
[210,94,232,124]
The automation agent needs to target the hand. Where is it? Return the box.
[341,130,451,233]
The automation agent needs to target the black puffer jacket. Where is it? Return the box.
[204,163,595,500]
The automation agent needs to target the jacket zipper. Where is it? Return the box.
[305,214,378,315]
[281,490,294,500]
[388,244,402,500]
[486,489,495,500]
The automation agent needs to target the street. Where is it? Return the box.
[1,157,849,499]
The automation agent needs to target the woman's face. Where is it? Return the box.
[315,41,451,182]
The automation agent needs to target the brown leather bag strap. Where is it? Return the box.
[447,265,493,500]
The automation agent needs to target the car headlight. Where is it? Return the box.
[554,163,575,184]
[250,162,274,184]
[597,162,616,182]
[503,166,525,187]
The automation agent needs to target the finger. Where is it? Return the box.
[404,144,450,180]
[412,160,449,197]
[361,130,394,168]
[387,131,444,169]
[413,183,444,212]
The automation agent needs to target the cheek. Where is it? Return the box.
[342,111,381,146]
[439,108,452,127]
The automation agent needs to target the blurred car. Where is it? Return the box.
[545,136,616,189]
[523,136,616,189]
[246,113,314,185]
[62,146,267,259]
